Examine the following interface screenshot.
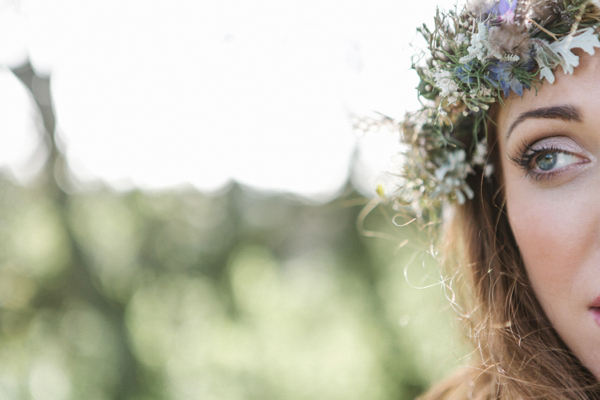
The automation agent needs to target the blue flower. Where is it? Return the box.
[454,61,476,84]
[521,53,536,72]
[486,61,529,97]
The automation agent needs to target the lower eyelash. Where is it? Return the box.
[525,169,561,181]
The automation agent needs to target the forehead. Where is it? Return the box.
[497,52,600,136]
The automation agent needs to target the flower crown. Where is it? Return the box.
[375,0,600,218]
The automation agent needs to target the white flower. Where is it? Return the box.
[484,164,494,178]
[457,183,474,204]
[434,149,467,182]
[471,140,488,166]
[460,22,489,63]
[476,86,493,98]
[431,147,484,204]
[447,92,462,105]
[433,69,459,97]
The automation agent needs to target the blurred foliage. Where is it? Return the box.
[0,62,470,400]
[0,181,470,400]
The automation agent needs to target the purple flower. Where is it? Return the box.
[486,61,529,97]
[487,0,516,16]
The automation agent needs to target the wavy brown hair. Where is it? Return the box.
[418,117,600,399]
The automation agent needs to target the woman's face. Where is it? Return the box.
[497,51,600,378]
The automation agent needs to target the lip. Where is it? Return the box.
[590,295,600,309]
[591,308,600,327]
[589,295,600,327]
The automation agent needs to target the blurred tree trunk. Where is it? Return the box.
[11,61,144,400]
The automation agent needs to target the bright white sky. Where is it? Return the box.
[0,0,456,201]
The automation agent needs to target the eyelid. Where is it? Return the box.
[528,136,586,154]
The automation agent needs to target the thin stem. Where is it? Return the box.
[526,17,558,40]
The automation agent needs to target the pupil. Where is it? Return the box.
[536,153,557,171]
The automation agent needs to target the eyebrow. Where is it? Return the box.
[505,104,583,140]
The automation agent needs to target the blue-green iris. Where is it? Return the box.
[536,153,558,171]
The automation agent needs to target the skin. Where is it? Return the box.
[497,51,600,379]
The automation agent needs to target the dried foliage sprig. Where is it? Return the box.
[368,0,600,219]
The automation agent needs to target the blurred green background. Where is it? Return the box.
[0,62,470,400]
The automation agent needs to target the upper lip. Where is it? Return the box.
[589,295,600,308]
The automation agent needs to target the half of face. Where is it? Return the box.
[497,51,600,379]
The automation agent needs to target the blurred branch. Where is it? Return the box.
[10,61,146,399]
[11,61,59,194]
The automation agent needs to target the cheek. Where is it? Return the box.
[506,186,595,300]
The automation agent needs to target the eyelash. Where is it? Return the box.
[510,141,575,181]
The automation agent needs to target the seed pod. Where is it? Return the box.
[442,42,454,56]
[434,50,450,62]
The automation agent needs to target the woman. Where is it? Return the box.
[387,0,600,398]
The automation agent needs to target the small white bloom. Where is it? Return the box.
[460,22,489,63]
[480,87,492,97]
[455,187,466,204]
[471,140,488,166]
[434,150,467,182]
[484,164,494,177]
[461,183,475,202]
[433,69,459,97]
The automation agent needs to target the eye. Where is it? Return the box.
[509,137,591,181]
[533,151,582,172]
